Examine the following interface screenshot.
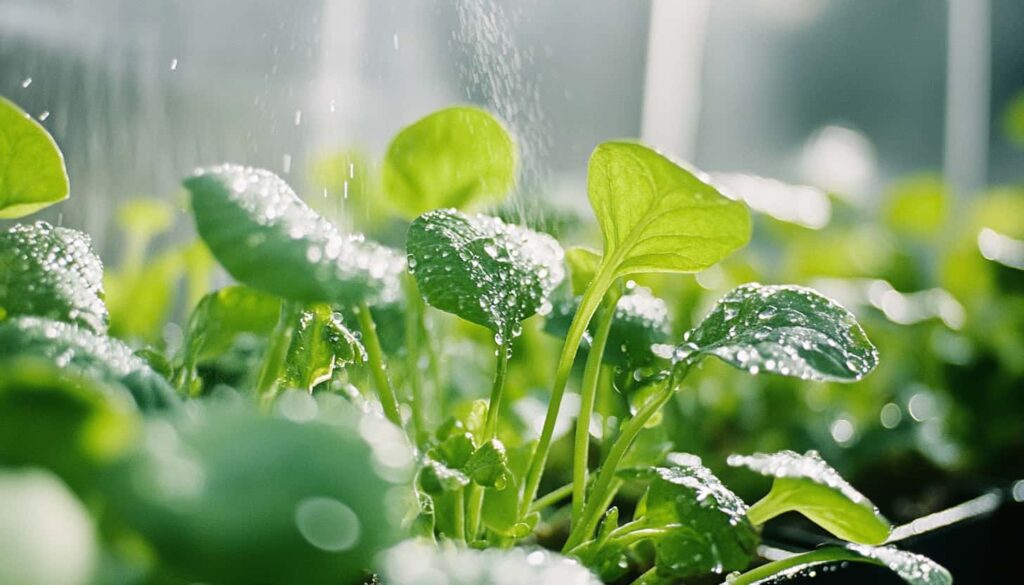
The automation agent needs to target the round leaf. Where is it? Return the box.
[644,457,758,578]
[383,106,516,219]
[728,450,891,545]
[0,222,108,334]
[407,209,564,339]
[104,399,405,585]
[0,317,178,411]
[588,141,750,278]
[186,165,405,306]
[381,540,602,585]
[0,96,69,218]
[682,283,879,382]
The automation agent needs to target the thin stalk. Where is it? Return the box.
[520,265,616,516]
[256,300,302,405]
[572,290,620,528]
[564,367,686,551]
[529,482,575,514]
[404,277,428,447]
[726,548,871,585]
[467,337,512,541]
[453,487,467,544]
[356,302,403,427]
[598,364,615,459]
[422,311,445,414]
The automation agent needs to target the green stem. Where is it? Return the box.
[356,302,403,427]
[256,300,302,405]
[598,365,615,459]
[467,337,512,542]
[422,311,445,414]
[453,487,467,544]
[564,367,686,551]
[726,548,872,585]
[520,264,616,516]
[404,277,428,446]
[572,290,619,528]
[529,482,575,513]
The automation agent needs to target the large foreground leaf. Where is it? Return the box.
[0,222,108,334]
[407,209,564,339]
[0,96,69,218]
[729,450,890,545]
[383,106,516,218]
[0,317,178,411]
[380,540,602,585]
[681,283,878,382]
[588,142,750,278]
[187,165,405,306]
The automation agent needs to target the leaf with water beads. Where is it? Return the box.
[0,317,178,411]
[0,222,108,334]
[186,165,405,307]
[406,209,565,340]
[383,106,517,219]
[680,283,878,382]
[0,96,69,218]
[728,450,891,545]
[282,304,366,392]
[729,545,951,585]
[845,544,952,585]
[640,455,758,579]
[588,141,750,278]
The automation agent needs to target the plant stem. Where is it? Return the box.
[404,277,428,447]
[520,265,616,517]
[256,300,302,405]
[466,336,512,542]
[453,487,467,544]
[572,290,619,528]
[726,548,871,585]
[598,365,615,459]
[564,367,686,551]
[529,482,575,514]
[356,301,403,427]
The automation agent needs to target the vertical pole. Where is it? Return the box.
[640,0,712,161]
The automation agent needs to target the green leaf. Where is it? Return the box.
[431,431,476,469]
[282,304,365,391]
[381,540,602,585]
[0,222,108,334]
[407,209,564,339]
[104,398,404,585]
[0,359,138,494]
[383,106,516,219]
[418,459,471,494]
[105,247,183,342]
[186,165,405,306]
[0,317,178,411]
[566,246,602,296]
[642,455,758,578]
[845,544,952,585]
[464,439,510,489]
[0,96,69,218]
[588,141,750,278]
[729,449,891,545]
[183,285,281,363]
[681,283,878,382]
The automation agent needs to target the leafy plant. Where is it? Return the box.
[0,100,958,585]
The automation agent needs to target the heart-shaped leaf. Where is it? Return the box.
[383,106,516,219]
[681,283,878,382]
[381,540,602,585]
[0,222,107,334]
[0,96,69,218]
[588,142,750,278]
[282,304,366,391]
[642,456,759,578]
[728,449,891,545]
[186,165,405,306]
[0,317,178,411]
[406,209,564,339]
